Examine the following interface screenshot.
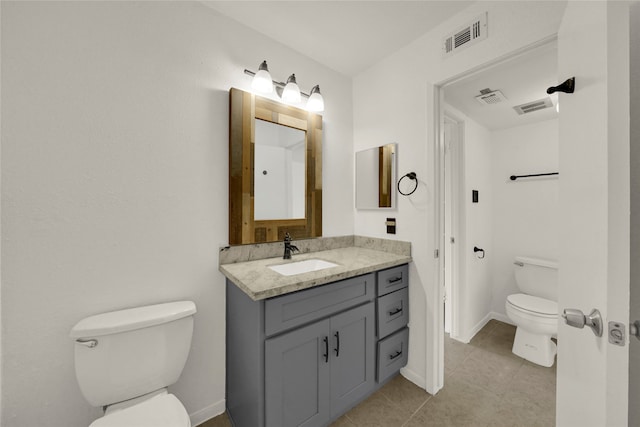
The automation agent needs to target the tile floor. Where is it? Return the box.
[201,320,556,427]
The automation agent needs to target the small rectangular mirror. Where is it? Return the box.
[355,143,397,209]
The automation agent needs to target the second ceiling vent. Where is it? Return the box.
[513,98,554,115]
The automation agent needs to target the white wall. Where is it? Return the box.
[490,119,559,317]
[445,106,493,343]
[0,2,353,426]
[460,114,493,341]
[353,0,567,392]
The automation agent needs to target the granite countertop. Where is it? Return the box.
[219,238,412,301]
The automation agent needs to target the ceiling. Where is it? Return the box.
[444,42,558,131]
[203,1,473,76]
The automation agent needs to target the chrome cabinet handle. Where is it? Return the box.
[389,350,403,360]
[76,339,98,348]
[388,307,403,316]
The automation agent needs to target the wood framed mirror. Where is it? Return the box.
[229,88,322,245]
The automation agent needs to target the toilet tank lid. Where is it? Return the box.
[515,256,558,269]
[70,301,196,339]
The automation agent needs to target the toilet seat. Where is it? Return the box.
[89,393,190,427]
[507,293,557,317]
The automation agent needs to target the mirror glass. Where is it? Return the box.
[254,119,306,220]
[356,143,397,209]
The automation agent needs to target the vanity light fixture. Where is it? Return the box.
[306,85,325,112]
[281,74,302,104]
[243,62,325,112]
[251,60,273,94]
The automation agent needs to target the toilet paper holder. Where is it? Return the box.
[473,246,485,259]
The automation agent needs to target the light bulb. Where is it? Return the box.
[307,85,325,112]
[251,61,273,94]
[282,74,301,104]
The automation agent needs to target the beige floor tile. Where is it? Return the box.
[197,412,232,427]
[475,332,521,358]
[445,335,475,373]
[483,319,502,331]
[450,347,523,396]
[469,321,498,347]
[330,414,358,426]
[344,389,412,427]
[490,322,517,340]
[379,374,432,415]
[405,376,502,427]
[504,361,557,411]
[485,391,555,427]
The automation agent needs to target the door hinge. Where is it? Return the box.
[434,249,440,258]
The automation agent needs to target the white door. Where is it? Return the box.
[629,3,640,426]
[556,2,631,426]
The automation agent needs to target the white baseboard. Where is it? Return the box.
[190,399,226,427]
[400,366,426,390]
[490,311,515,326]
[458,311,516,343]
[460,312,492,343]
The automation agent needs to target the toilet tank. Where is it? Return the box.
[514,256,559,301]
[70,301,196,407]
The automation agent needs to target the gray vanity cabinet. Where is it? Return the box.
[226,264,408,427]
[265,303,374,427]
[265,319,331,427]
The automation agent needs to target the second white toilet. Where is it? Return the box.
[505,256,558,367]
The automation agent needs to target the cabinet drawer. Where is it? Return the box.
[377,264,408,296]
[265,273,375,337]
[377,327,409,383]
[377,287,408,339]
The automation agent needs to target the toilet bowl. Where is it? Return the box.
[89,390,190,427]
[505,257,558,367]
[70,301,196,427]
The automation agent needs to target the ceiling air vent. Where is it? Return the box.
[513,98,553,115]
[443,13,488,57]
[475,88,507,105]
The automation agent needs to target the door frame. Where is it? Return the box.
[432,34,558,392]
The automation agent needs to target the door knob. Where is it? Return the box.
[562,308,603,337]
[630,320,640,341]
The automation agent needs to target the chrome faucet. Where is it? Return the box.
[283,232,299,259]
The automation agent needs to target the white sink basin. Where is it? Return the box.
[268,259,339,276]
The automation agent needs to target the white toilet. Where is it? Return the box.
[70,301,197,427]
[505,256,558,367]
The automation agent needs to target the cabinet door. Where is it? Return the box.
[265,319,331,427]
[330,302,375,417]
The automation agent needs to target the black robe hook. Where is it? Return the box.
[547,77,575,95]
